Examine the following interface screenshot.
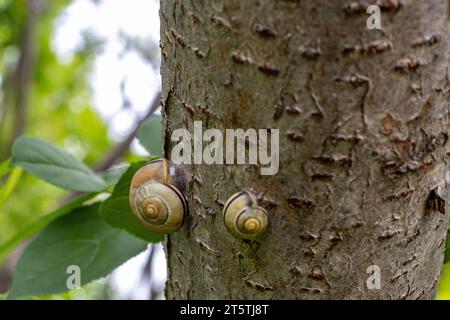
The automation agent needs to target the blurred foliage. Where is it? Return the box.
[0,0,112,255]
[32,280,113,300]
[0,279,112,300]
[438,263,450,300]
[0,0,165,300]
[0,0,118,299]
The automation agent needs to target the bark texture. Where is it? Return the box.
[161,0,450,299]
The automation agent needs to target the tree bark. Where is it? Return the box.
[161,0,450,299]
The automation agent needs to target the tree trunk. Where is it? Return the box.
[160,0,450,299]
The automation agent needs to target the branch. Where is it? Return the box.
[93,92,161,172]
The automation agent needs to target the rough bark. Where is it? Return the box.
[161,0,450,299]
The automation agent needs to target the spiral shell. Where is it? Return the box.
[129,159,187,234]
[223,190,269,239]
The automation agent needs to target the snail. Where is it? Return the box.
[223,190,269,239]
[129,159,188,234]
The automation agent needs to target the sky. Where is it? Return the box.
[53,0,166,299]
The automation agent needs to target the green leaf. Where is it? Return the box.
[445,231,450,264]
[0,158,11,180]
[0,192,98,262]
[9,204,147,298]
[0,167,23,210]
[100,161,164,243]
[137,116,163,156]
[11,136,107,192]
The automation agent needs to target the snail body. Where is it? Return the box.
[223,190,269,239]
[129,159,187,234]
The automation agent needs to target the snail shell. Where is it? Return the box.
[223,190,269,239]
[129,159,187,234]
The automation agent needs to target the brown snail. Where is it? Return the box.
[129,159,187,234]
[223,190,269,239]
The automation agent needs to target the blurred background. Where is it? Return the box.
[0,0,166,300]
[0,0,449,300]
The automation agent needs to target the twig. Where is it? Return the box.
[93,92,161,172]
